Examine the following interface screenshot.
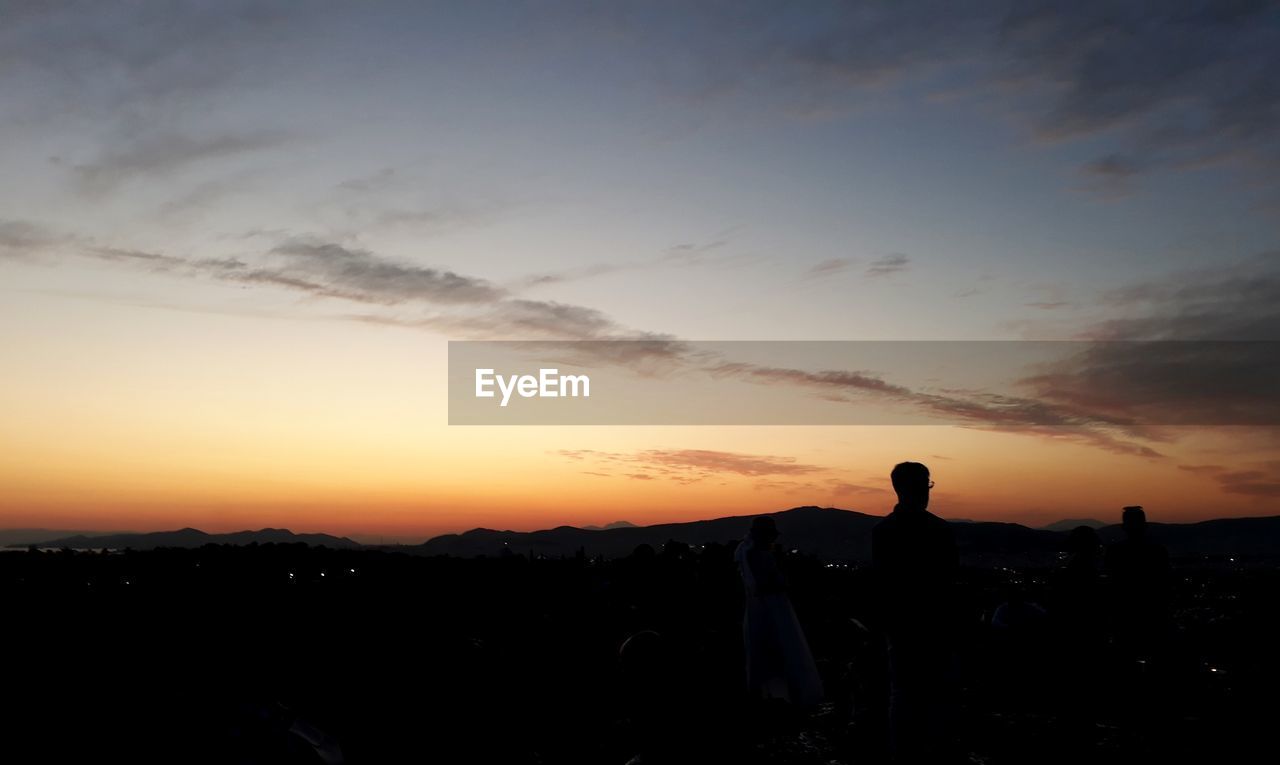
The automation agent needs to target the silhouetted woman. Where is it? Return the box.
[1050,525,1108,742]
[1053,525,1106,645]
[734,515,823,707]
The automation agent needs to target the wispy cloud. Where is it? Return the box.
[557,449,887,500]
[264,240,504,305]
[71,130,291,195]
[1078,153,1147,196]
[703,360,1166,458]
[641,449,825,477]
[1,2,303,123]
[557,448,826,483]
[623,1,1280,196]
[866,253,910,277]
[1214,465,1280,498]
[828,479,889,496]
[795,253,909,280]
[1092,250,1280,341]
[2,221,643,341]
[11,215,1273,465]
[515,237,736,289]
[87,246,186,266]
[1178,462,1280,498]
[157,172,261,218]
[0,219,63,258]
[806,257,856,278]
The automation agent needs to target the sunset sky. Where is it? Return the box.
[3,1,1279,541]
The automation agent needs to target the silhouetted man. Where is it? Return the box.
[1105,506,1172,661]
[872,461,958,764]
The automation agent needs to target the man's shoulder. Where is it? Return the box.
[921,510,953,532]
[874,509,952,529]
[873,512,902,535]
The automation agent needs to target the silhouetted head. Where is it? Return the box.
[1068,525,1102,558]
[749,515,778,545]
[1122,506,1146,539]
[618,630,669,699]
[630,543,657,561]
[619,630,666,672]
[891,461,932,510]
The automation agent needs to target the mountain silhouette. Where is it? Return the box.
[415,507,1280,565]
[16,527,360,550]
[1097,515,1280,556]
[0,528,122,547]
[419,506,881,560]
[417,506,1066,565]
[1040,518,1107,532]
[11,511,1280,561]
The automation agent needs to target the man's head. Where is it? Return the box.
[1122,505,1146,538]
[891,461,932,510]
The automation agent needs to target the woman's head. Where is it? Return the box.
[1068,525,1102,557]
[749,515,778,545]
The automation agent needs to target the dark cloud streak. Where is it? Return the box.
[865,253,910,277]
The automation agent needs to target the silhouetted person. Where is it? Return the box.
[1105,506,1172,662]
[618,630,687,764]
[734,515,823,707]
[990,584,1050,706]
[1104,506,1175,746]
[1052,525,1107,661]
[872,461,959,764]
[1050,525,1107,746]
[1057,525,1105,613]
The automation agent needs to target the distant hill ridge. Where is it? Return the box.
[0,528,123,548]
[1041,518,1107,532]
[12,508,1280,562]
[15,527,360,550]
[415,506,1280,564]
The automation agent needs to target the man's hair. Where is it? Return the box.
[890,461,930,494]
[1122,505,1146,524]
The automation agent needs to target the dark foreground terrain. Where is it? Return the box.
[3,539,1277,764]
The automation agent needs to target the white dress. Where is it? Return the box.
[734,537,824,706]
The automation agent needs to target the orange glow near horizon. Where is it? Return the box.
[0,413,1266,541]
[1,285,1275,542]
